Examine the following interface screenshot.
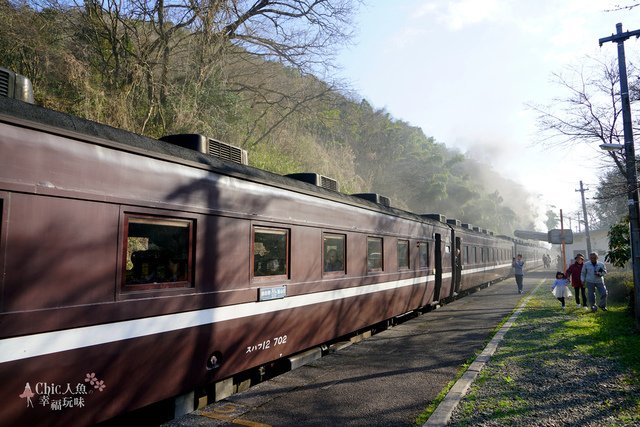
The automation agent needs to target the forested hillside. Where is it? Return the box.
[0,0,537,234]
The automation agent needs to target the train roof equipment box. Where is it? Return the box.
[160,134,248,165]
[352,193,391,207]
[0,66,34,103]
[285,173,339,192]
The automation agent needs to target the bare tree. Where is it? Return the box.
[528,56,640,177]
[37,0,357,136]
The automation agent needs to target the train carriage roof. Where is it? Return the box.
[0,97,450,228]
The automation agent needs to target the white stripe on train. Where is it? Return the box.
[0,263,514,364]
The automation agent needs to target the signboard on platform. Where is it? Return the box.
[547,229,574,244]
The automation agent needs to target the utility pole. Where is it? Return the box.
[599,23,640,330]
[576,180,592,256]
[560,209,567,272]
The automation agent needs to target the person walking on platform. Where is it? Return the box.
[551,272,571,310]
[566,253,587,308]
[581,252,608,312]
[512,254,525,294]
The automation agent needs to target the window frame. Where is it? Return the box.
[397,239,410,270]
[323,232,346,275]
[418,241,430,270]
[366,236,384,273]
[121,213,195,292]
[0,192,8,293]
[251,225,290,281]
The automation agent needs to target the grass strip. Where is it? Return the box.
[448,282,640,426]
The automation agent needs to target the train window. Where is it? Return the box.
[367,237,383,272]
[323,233,346,274]
[253,227,289,278]
[464,246,470,264]
[397,240,409,270]
[123,215,193,290]
[418,242,429,269]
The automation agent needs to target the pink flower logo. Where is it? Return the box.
[85,373,97,386]
[94,380,106,392]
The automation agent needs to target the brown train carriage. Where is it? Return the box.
[0,97,456,426]
[514,239,545,271]
[447,223,515,294]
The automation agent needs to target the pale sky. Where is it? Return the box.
[336,0,639,230]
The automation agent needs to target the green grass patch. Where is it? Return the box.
[446,281,640,426]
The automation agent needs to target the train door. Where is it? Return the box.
[454,236,462,294]
[434,233,443,302]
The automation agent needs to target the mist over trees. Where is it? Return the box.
[0,0,537,235]
[591,167,631,229]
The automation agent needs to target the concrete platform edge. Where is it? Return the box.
[422,281,544,427]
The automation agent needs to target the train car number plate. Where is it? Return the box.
[259,285,287,301]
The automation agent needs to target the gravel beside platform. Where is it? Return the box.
[447,279,640,427]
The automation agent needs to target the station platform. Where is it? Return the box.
[164,272,545,427]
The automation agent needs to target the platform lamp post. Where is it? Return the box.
[599,23,640,329]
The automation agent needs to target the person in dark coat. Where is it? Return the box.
[566,253,586,308]
[512,254,525,294]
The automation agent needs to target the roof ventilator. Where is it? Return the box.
[352,193,391,207]
[285,173,339,192]
[160,134,248,165]
[421,213,446,222]
[0,66,34,103]
[446,218,462,226]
